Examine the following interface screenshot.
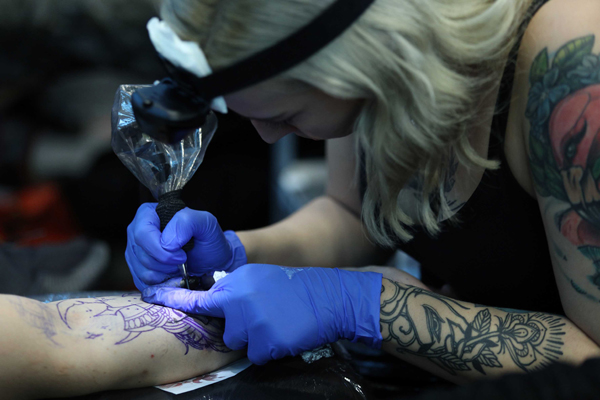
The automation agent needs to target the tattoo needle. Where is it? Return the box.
[179,263,190,289]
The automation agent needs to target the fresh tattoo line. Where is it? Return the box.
[56,294,230,354]
[380,281,565,376]
[526,34,600,293]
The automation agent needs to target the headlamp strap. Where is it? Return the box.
[194,0,375,99]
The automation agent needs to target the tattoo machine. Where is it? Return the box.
[111,84,217,290]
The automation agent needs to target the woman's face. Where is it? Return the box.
[224,79,362,143]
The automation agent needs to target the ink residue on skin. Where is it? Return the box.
[9,298,62,347]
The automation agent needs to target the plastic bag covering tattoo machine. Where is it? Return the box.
[112,85,216,289]
[111,0,375,288]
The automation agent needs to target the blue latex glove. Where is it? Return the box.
[143,264,383,365]
[125,203,247,291]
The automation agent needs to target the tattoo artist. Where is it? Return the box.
[127,0,600,384]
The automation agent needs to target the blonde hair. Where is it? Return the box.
[161,0,532,247]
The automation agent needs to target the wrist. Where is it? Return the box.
[337,269,383,349]
[223,231,248,272]
[234,230,255,263]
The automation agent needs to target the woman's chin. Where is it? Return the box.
[294,131,324,141]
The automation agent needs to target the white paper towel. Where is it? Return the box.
[155,357,252,395]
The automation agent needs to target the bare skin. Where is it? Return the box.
[0,294,243,400]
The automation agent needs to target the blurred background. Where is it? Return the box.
[0,0,336,295]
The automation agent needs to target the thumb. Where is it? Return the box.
[222,317,248,351]
[142,286,225,318]
[160,209,196,251]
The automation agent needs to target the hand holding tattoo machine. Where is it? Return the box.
[112,0,375,289]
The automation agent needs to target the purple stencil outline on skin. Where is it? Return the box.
[56,293,230,354]
[9,298,62,347]
[86,332,103,340]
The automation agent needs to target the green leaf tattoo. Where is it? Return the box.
[530,48,549,84]
[552,35,595,71]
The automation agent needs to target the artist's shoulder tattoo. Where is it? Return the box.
[56,294,230,354]
[380,281,565,376]
[526,35,600,297]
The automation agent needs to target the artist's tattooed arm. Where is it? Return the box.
[379,279,600,383]
[0,294,244,399]
[526,33,600,298]
[512,4,600,347]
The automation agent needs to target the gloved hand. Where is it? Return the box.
[142,264,383,365]
[125,203,247,291]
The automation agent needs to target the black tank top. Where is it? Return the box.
[362,0,563,314]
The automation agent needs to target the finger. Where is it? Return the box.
[132,205,186,264]
[246,318,285,365]
[134,203,159,228]
[132,243,181,275]
[246,342,271,366]
[222,317,248,351]
[127,262,149,293]
[161,209,219,250]
[126,247,175,286]
[142,286,225,318]
[157,277,187,288]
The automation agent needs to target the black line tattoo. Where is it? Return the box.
[444,152,466,214]
[406,152,466,217]
[380,282,565,376]
[56,294,230,354]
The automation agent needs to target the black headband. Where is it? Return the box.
[175,0,375,99]
[130,0,375,144]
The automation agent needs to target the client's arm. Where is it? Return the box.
[0,293,244,400]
